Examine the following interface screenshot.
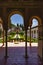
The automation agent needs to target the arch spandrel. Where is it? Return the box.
[8,10,24,19]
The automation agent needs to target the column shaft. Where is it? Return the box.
[25,30,28,58]
[30,25,31,47]
[5,30,8,58]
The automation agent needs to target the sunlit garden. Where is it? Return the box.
[0,30,38,43]
[0,23,38,43]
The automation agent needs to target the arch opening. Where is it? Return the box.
[7,11,26,46]
[27,16,42,59]
[29,16,42,46]
[31,18,38,46]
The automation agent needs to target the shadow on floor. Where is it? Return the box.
[0,46,42,65]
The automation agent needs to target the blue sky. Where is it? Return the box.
[10,14,38,27]
[10,14,24,25]
[32,18,38,27]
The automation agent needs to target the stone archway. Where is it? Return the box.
[7,10,25,42]
[7,10,24,42]
[29,16,42,59]
[6,10,29,58]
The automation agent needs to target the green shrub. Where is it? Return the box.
[9,32,16,36]
[27,37,38,42]
[0,38,3,43]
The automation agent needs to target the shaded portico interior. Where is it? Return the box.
[0,0,43,65]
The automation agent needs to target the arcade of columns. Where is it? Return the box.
[0,0,43,61]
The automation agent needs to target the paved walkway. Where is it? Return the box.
[0,42,38,47]
[0,42,42,65]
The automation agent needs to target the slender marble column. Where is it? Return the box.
[3,7,8,58]
[30,25,31,47]
[24,8,29,58]
[25,29,28,58]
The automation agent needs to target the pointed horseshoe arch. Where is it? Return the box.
[29,16,42,26]
[8,10,24,27]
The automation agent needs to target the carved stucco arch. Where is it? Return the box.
[8,10,24,27]
[29,16,42,26]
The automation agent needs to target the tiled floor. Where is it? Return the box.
[0,42,42,65]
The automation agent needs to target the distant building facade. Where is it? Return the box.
[27,26,38,39]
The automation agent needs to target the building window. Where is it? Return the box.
[34,30,36,38]
[31,31,33,38]
[34,30,36,34]
[37,30,38,33]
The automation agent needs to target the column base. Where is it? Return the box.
[24,55,29,59]
[38,55,42,61]
[4,56,9,59]
[37,55,42,64]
